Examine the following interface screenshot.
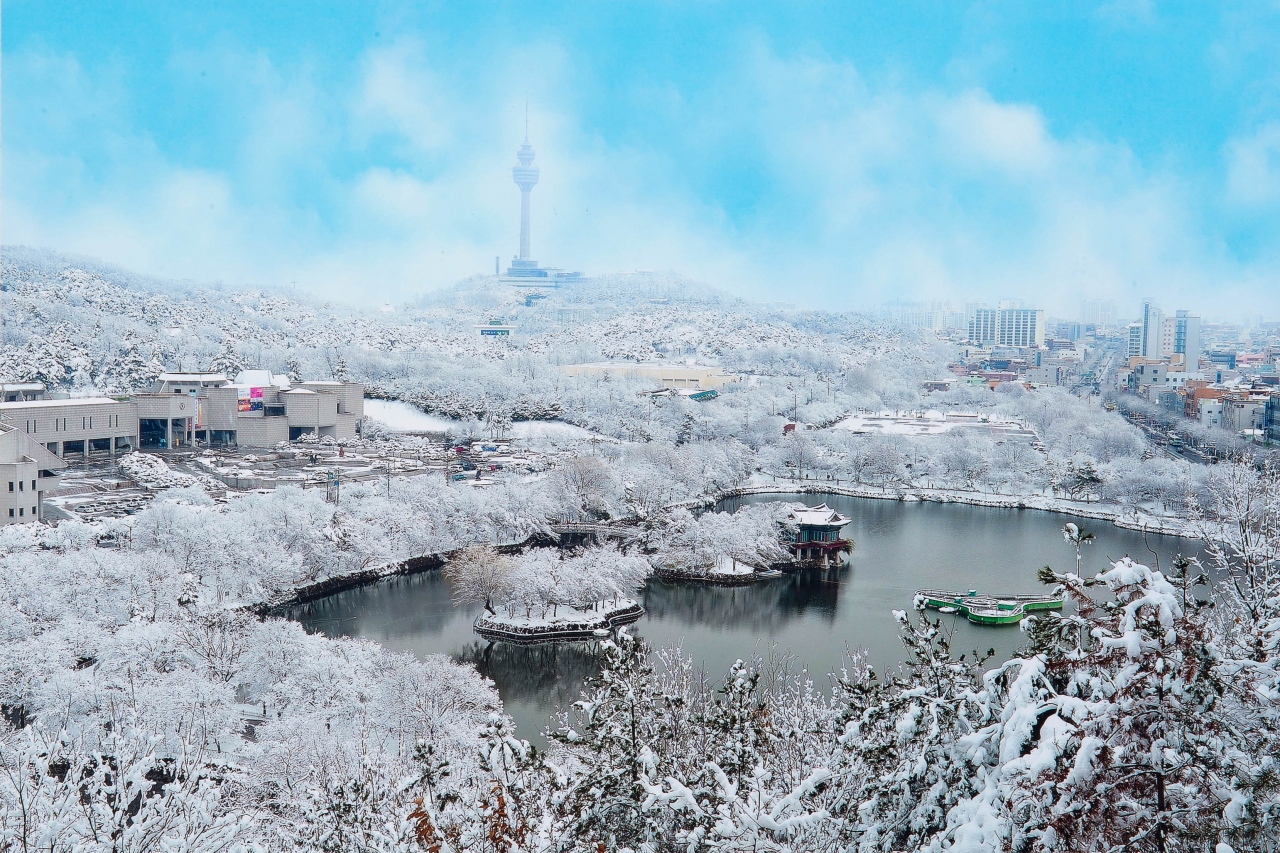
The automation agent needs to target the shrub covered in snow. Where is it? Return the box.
[117,451,199,489]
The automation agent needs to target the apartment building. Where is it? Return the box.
[966,306,1045,348]
[1221,395,1267,435]
[1139,301,1202,368]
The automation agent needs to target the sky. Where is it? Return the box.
[4,1,1280,317]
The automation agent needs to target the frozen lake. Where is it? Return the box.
[288,493,1206,744]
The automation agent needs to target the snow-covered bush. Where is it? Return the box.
[118,451,199,490]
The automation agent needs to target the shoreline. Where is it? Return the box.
[698,482,1200,539]
[652,567,771,586]
[260,483,1200,619]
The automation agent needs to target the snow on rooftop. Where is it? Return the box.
[159,372,227,382]
[832,411,1033,439]
[233,369,290,390]
[789,503,851,527]
[0,396,123,409]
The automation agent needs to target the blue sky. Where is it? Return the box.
[5,1,1280,316]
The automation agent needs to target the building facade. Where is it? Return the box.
[966,306,1045,347]
[0,423,66,526]
[559,362,740,390]
[1127,322,1145,358]
[0,373,364,458]
[0,397,140,459]
[1141,301,1165,358]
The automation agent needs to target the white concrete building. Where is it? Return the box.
[560,362,740,390]
[0,396,139,459]
[0,372,364,456]
[1197,398,1223,429]
[135,371,364,448]
[0,422,66,525]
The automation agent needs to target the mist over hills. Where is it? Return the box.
[0,245,941,437]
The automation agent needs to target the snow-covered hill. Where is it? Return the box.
[0,246,942,432]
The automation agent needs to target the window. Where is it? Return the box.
[32,481,37,490]
[31,507,36,516]
[18,482,23,492]
[6,482,11,492]
[18,508,23,517]
[7,509,12,518]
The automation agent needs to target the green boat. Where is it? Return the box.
[915,588,1064,625]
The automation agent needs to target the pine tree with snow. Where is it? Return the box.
[932,556,1268,853]
[553,629,670,850]
[209,339,242,376]
[333,355,351,382]
[639,657,834,851]
[286,353,305,384]
[839,605,996,852]
[100,331,163,392]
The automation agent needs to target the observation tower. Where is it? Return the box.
[501,113,581,287]
[511,128,540,263]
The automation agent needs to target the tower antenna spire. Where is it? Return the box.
[512,105,539,262]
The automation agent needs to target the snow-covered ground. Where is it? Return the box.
[507,419,601,444]
[831,410,1038,442]
[364,399,463,433]
[365,398,600,446]
[712,554,756,576]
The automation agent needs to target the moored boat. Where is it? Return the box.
[915,588,1064,625]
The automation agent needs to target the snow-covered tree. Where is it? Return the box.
[443,545,514,615]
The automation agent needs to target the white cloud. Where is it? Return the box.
[5,38,1279,317]
[1225,122,1280,206]
[935,90,1054,175]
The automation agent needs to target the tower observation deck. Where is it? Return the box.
[512,137,539,261]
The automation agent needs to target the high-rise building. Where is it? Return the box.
[1141,301,1165,358]
[1127,322,1145,357]
[966,305,1045,347]
[1172,310,1201,370]
[1080,299,1117,328]
[998,308,1045,347]
[967,308,998,345]
[1140,300,1201,368]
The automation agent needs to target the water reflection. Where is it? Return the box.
[642,567,843,631]
[289,494,1208,744]
[456,640,606,709]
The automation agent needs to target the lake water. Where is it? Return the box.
[288,494,1206,743]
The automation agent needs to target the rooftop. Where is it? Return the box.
[789,503,851,528]
[0,396,123,409]
[158,372,228,383]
